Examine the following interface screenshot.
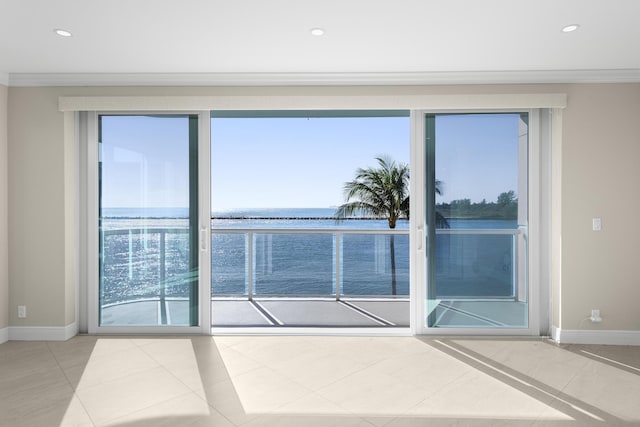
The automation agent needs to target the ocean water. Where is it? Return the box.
[103,207,516,229]
[100,208,518,304]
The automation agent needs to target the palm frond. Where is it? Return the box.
[335,155,410,229]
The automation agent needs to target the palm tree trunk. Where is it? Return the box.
[390,234,397,295]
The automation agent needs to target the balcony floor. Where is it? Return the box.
[212,299,410,327]
[100,298,528,328]
[100,298,410,328]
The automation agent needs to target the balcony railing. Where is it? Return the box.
[211,228,410,299]
[434,228,525,300]
[100,227,192,308]
[100,226,524,306]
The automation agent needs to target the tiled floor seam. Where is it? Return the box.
[274,354,389,394]
[134,347,241,426]
[46,341,99,427]
[96,390,199,427]
[203,401,241,427]
[396,368,474,418]
[46,342,82,388]
[553,373,619,425]
[432,340,619,425]
[222,354,371,423]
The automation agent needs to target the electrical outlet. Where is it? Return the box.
[18,305,27,318]
[592,217,602,231]
[590,309,602,322]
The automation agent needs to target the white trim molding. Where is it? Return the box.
[0,327,8,344]
[0,73,8,86]
[9,69,640,87]
[8,322,78,341]
[552,326,640,345]
[59,94,567,112]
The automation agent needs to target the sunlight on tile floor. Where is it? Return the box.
[215,336,568,421]
[2,335,640,426]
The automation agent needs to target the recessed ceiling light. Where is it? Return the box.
[310,28,325,36]
[54,29,73,37]
[562,24,580,33]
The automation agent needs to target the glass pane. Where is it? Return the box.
[99,115,199,326]
[435,232,515,298]
[211,233,247,296]
[253,233,334,296]
[427,113,528,328]
[342,234,409,297]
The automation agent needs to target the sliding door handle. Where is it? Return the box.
[200,228,208,251]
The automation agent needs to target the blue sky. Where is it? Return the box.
[435,114,521,204]
[100,113,523,210]
[100,115,191,209]
[211,116,410,210]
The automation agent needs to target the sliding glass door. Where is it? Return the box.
[98,115,200,327]
[86,107,540,335]
[425,113,530,329]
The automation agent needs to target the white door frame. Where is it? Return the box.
[411,109,547,336]
[68,93,561,336]
[85,111,211,335]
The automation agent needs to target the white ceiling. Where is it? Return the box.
[1,0,639,86]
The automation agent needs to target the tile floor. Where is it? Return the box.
[1,335,640,426]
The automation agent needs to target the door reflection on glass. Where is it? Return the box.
[98,115,199,327]
[426,113,528,328]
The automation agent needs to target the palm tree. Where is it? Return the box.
[336,156,450,295]
[401,179,449,229]
[335,156,409,295]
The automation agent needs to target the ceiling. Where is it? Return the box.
[1,0,639,86]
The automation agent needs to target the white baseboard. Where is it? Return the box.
[8,322,78,341]
[552,326,640,345]
[0,327,8,344]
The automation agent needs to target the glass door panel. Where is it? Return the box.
[98,115,199,326]
[210,111,410,328]
[426,113,529,328]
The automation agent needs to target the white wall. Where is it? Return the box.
[0,84,8,341]
[560,84,640,332]
[8,88,70,329]
[5,83,640,342]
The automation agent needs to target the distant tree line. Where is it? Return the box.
[436,190,518,220]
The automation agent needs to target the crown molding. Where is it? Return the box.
[7,69,640,87]
[0,73,8,86]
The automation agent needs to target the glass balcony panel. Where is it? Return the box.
[211,233,247,296]
[435,232,514,299]
[428,229,528,328]
[163,229,192,298]
[101,228,163,307]
[253,233,334,296]
[341,234,409,297]
[100,226,194,326]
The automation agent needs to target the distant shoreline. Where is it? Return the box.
[103,216,398,221]
[103,215,514,221]
[212,216,392,220]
